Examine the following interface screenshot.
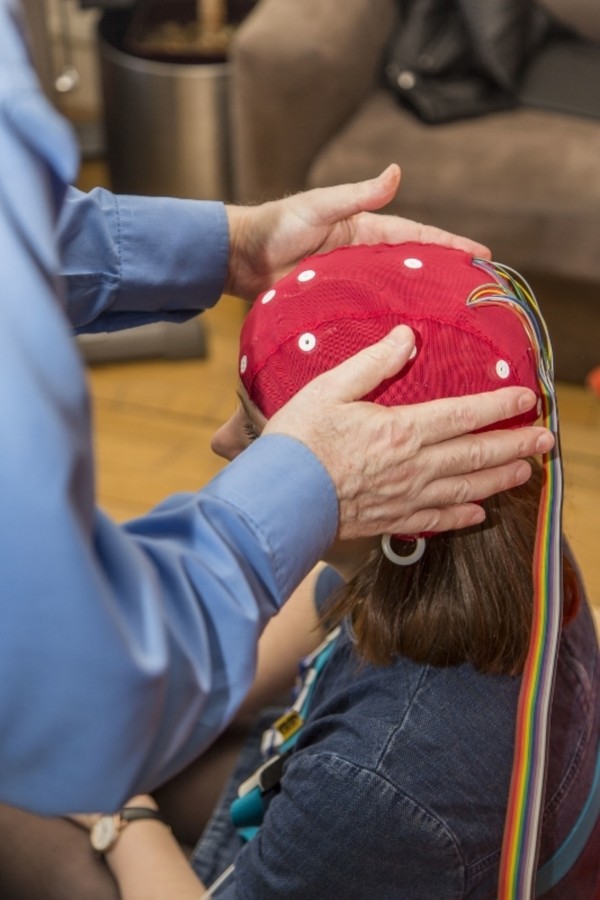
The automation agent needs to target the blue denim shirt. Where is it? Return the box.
[193,578,599,898]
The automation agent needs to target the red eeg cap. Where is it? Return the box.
[239,242,541,428]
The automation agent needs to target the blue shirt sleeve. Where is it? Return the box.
[0,0,338,815]
[59,187,229,333]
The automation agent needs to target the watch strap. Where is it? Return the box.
[120,806,167,826]
[90,805,168,854]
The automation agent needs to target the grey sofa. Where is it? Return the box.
[230,0,600,382]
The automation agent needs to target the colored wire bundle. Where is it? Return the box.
[469,260,564,898]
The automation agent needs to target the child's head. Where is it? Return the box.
[239,241,540,425]
[234,242,575,673]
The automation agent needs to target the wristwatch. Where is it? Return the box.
[90,806,167,853]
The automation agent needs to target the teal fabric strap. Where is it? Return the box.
[231,787,264,831]
[278,636,340,755]
[230,631,340,843]
[535,740,600,895]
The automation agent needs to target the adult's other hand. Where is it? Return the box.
[225,165,491,301]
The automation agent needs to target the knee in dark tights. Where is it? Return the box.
[0,803,119,900]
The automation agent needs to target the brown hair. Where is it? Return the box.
[323,461,579,675]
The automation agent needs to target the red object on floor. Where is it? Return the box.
[586,366,600,397]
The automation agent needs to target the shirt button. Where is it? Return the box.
[397,70,416,90]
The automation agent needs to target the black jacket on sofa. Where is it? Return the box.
[385,0,554,123]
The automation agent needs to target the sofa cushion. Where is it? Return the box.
[518,37,600,120]
[536,0,600,42]
[308,89,600,284]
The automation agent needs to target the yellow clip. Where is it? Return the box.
[272,709,303,742]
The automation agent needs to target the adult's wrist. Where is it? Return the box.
[224,204,254,300]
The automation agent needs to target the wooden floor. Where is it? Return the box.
[78,161,600,624]
[86,297,246,521]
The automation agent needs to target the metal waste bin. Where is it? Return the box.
[98,11,232,200]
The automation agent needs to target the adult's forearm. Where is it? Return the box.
[1,431,337,814]
[59,187,229,333]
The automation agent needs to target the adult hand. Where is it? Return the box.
[225,165,491,301]
[264,326,555,539]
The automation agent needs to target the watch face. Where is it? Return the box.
[91,815,119,852]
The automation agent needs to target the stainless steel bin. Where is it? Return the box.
[98,12,232,200]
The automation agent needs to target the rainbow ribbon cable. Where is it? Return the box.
[470,260,564,899]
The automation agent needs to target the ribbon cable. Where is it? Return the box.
[470,260,564,899]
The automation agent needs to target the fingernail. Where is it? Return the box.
[517,390,535,412]
[515,462,531,484]
[388,325,414,352]
[536,432,555,453]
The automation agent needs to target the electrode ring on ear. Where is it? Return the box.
[381,534,426,566]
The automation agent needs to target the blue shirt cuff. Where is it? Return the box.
[204,434,339,601]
